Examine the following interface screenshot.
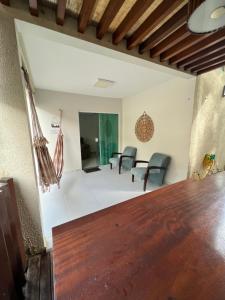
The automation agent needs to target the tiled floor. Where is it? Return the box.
[39,165,160,248]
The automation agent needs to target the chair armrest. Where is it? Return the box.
[111,152,122,157]
[134,160,149,167]
[119,155,135,174]
[120,155,135,159]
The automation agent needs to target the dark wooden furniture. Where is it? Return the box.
[0,178,26,299]
[53,172,225,299]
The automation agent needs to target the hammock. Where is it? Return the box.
[22,67,59,192]
[53,109,64,183]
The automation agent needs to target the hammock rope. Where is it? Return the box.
[22,67,59,192]
[53,109,64,184]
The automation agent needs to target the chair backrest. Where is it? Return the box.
[122,146,137,170]
[148,153,171,185]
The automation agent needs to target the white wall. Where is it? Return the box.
[122,77,196,184]
[35,89,122,171]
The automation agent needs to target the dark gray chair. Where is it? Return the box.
[131,153,171,191]
[109,146,137,174]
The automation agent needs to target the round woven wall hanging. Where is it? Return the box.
[135,112,154,143]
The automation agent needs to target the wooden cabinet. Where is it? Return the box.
[0,179,26,299]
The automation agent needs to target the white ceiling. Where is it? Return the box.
[16,20,192,99]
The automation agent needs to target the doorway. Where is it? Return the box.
[79,112,118,170]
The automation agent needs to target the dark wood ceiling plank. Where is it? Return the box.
[97,0,125,40]
[113,0,155,45]
[150,24,190,58]
[178,40,225,68]
[188,0,204,17]
[192,54,225,73]
[139,4,188,53]
[186,49,225,71]
[56,0,67,26]
[0,0,10,5]
[29,0,38,16]
[78,0,96,33]
[161,33,210,62]
[197,60,225,75]
[127,0,182,50]
[170,28,225,65]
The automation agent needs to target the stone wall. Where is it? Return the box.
[0,12,44,253]
[189,68,225,176]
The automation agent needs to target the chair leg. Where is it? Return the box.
[110,163,112,170]
[143,176,148,191]
[119,158,122,174]
[132,175,134,182]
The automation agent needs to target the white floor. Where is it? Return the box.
[39,165,160,248]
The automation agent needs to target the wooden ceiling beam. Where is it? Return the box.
[78,0,96,33]
[113,0,155,45]
[0,0,10,5]
[185,48,225,70]
[188,0,204,17]
[150,24,190,58]
[170,28,225,65]
[97,0,125,40]
[178,40,225,68]
[140,4,188,53]
[56,0,66,26]
[161,33,210,62]
[197,61,225,75]
[29,0,38,16]
[127,0,182,50]
[192,54,225,73]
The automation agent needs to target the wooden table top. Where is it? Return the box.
[53,172,225,300]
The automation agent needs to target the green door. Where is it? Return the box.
[99,114,118,165]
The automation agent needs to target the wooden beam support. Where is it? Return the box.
[56,0,66,26]
[78,0,96,33]
[113,0,155,45]
[127,0,182,50]
[197,60,225,75]
[0,0,10,5]
[29,0,38,17]
[186,48,225,70]
[150,24,190,58]
[170,28,225,65]
[139,4,188,53]
[0,0,193,76]
[188,0,204,17]
[192,54,225,73]
[178,40,225,68]
[97,0,125,40]
[161,33,210,62]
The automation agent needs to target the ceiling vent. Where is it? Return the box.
[94,78,115,88]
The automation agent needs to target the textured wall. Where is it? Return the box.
[122,77,196,184]
[189,68,225,176]
[0,13,43,253]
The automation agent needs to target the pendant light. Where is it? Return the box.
[188,0,225,34]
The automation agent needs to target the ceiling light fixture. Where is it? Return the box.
[188,0,225,34]
[94,78,115,88]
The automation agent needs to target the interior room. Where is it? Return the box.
[79,112,99,169]
[1,1,225,299]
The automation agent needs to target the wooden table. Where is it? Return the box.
[53,172,225,300]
